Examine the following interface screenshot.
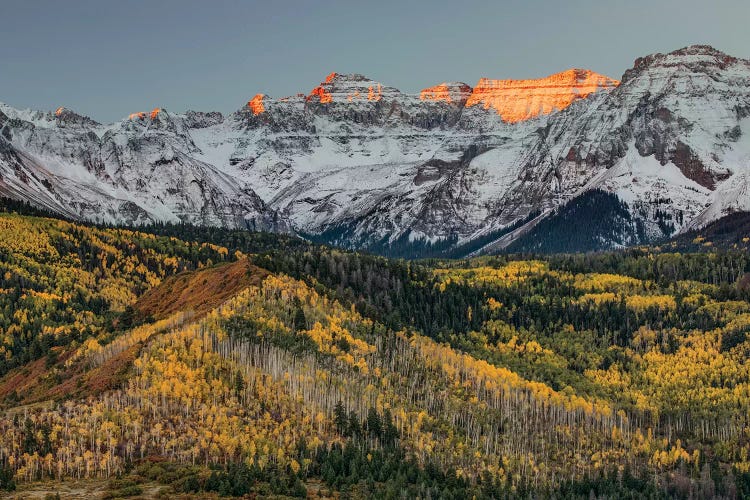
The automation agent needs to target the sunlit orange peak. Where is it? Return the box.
[247,94,265,115]
[54,107,65,116]
[129,112,146,120]
[308,86,333,104]
[150,108,162,120]
[367,83,382,102]
[419,83,473,103]
[307,73,339,103]
[465,68,619,123]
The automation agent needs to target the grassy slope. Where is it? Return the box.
[134,259,269,320]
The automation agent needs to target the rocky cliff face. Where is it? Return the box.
[465,69,620,123]
[419,83,473,105]
[0,45,748,257]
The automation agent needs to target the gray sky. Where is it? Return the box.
[1,0,747,123]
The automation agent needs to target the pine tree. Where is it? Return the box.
[293,301,307,332]
[366,407,382,441]
[334,401,348,436]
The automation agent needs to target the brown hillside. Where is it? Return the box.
[134,258,270,320]
[0,344,142,407]
[0,259,269,407]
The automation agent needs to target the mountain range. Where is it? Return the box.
[1,44,748,257]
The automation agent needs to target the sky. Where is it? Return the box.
[1,0,748,123]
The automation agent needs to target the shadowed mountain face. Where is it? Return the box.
[1,45,749,257]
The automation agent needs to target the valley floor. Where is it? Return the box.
[6,478,336,499]
[6,478,163,500]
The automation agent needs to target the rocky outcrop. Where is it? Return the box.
[247,94,266,115]
[53,107,100,128]
[183,111,224,129]
[419,82,473,105]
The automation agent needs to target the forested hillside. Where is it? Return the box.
[0,209,749,498]
[0,212,232,377]
[505,190,649,254]
[669,212,750,253]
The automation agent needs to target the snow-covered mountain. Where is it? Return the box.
[0,45,748,256]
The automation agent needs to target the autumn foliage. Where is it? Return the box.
[0,213,748,496]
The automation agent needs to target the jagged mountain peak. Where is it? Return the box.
[0,102,57,128]
[671,44,734,57]
[235,72,399,121]
[124,107,167,123]
[52,106,100,127]
[622,44,748,83]
[306,72,400,104]
[118,107,195,139]
[321,72,370,83]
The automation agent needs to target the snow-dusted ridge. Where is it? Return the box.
[0,45,748,256]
